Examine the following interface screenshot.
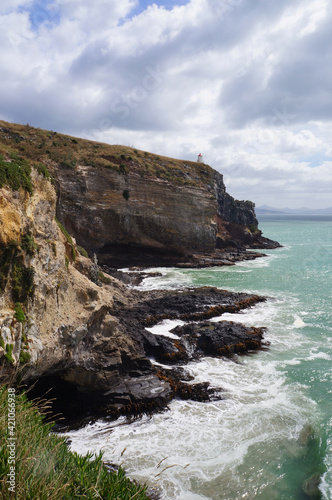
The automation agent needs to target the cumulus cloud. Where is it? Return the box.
[0,0,331,208]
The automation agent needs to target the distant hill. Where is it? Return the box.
[256,205,332,215]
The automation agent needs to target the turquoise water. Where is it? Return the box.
[65,216,332,499]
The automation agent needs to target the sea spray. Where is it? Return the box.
[64,216,332,499]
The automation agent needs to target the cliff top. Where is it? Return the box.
[0,120,214,190]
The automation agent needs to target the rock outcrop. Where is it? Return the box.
[0,121,280,268]
[0,121,278,426]
[52,159,279,267]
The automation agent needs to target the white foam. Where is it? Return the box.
[293,315,306,328]
[308,350,331,361]
[135,267,193,291]
[145,319,184,339]
[235,252,281,269]
[65,247,332,499]
[64,356,317,500]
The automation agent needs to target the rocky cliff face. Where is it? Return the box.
[0,121,279,268]
[0,166,268,423]
[0,166,163,408]
[0,121,278,425]
[55,163,217,267]
[54,162,275,267]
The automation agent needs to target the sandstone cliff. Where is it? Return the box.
[0,121,277,424]
[0,161,176,417]
[0,121,279,268]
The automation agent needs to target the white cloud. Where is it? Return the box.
[0,0,332,208]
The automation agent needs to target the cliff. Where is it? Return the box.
[0,121,279,268]
[0,159,174,415]
[0,121,277,424]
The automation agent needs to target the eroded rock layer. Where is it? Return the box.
[0,121,280,268]
[0,121,277,426]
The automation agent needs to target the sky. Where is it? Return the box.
[1,0,332,209]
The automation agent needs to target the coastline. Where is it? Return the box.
[0,121,284,498]
[26,281,269,430]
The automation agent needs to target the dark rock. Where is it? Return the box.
[156,367,224,403]
[116,286,267,326]
[50,155,280,268]
[102,265,163,286]
[25,286,269,427]
[171,320,268,358]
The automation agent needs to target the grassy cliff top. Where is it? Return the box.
[0,120,215,189]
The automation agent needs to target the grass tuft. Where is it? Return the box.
[77,246,89,258]
[55,217,76,262]
[14,303,25,323]
[4,344,14,364]
[0,385,152,499]
[36,162,52,181]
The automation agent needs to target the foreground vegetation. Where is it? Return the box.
[0,385,151,499]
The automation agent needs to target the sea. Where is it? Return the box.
[64,215,332,500]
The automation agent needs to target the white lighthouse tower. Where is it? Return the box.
[197,153,203,163]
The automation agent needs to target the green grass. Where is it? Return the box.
[36,162,52,181]
[0,385,151,499]
[0,154,33,195]
[55,217,76,262]
[4,345,14,365]
[0,120,215,190]
[0,239,35,303]
[18,350,31,364]
[11,261,35,303]
[98,271,112,285]
[77,246,89,258]
[14,304,25,323]
[20,232,37,257]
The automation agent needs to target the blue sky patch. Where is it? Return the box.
[130,0,190,17]
[299,154,332,168]
[24,0,59,31]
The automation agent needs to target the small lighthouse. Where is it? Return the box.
[197,153,203,163]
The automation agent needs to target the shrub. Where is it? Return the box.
[36,163,52,180]
[248,224,258,233]
[0,240,35,302]
[11,264,35,303]
[0,154,33,195]
[14,303,26,323]
[20,232,37,256]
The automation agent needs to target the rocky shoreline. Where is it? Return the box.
[27,284,269,430]
[0,121,281,433]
